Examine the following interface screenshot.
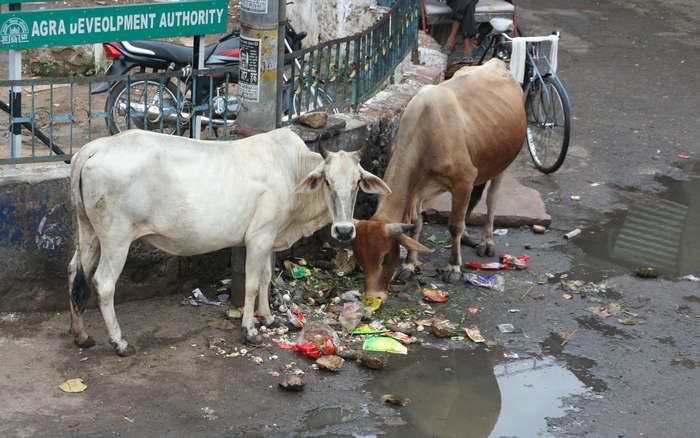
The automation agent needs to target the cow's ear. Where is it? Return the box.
[385,223,415,237]
[397,234,434,253]
[296,164,325,192]
[359,167,391,195]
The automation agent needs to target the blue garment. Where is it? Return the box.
[447,0,478,38]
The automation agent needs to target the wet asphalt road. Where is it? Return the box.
[1,1,699,437]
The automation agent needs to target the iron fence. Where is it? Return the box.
[280,0,419,122]
[0,67,240,166]
[0,0,420,166]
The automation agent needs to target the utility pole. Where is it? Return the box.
[231,0,286,306]
[237,0,285,133]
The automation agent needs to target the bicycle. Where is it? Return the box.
[517,32,571,174]
[471,19,572,174]
[281,36,339,122]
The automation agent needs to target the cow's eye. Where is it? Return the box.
[382,254,390,265]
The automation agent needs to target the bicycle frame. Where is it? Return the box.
[524,40,571,128]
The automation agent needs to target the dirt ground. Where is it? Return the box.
[1,0,700,437]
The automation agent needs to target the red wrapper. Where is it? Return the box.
[422,288,449,303]
[274,337,335,359]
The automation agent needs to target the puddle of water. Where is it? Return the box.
[541,333,608,393]
[303,407,349,430]
[568,161,700,278]
[301,345,590,438]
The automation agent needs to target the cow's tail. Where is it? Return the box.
[467,183,487,216]
[68,145,101,314]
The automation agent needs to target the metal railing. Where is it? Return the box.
[0,0,420,166]
[280,0,419,122]
[0,67,239,166]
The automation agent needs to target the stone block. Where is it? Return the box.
[423,173,552,227]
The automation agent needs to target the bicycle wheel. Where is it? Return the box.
[292,85,339,118]
[524,74,571,174]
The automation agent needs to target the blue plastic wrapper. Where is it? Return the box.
[465,273,505,292]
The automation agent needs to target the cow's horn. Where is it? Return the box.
[353,143,367,159]
[385,223,415,237]
[319,143,329,158]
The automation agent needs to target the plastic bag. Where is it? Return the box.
[465,273,505,292]
[339,301,363,331]
[275,321,339,359]
[500,254,530,269]
[340,289,362,302]
[297,321,340,346]
[286,308,306,328]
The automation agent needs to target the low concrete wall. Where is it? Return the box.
[0,166,231,312]
[0,32,445,312]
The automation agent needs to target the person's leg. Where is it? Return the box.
[463,35,473,54]
[460,0,478,55]
[444,0,468,53]
[446,20,461,49]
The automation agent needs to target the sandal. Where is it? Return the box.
[459,51,480,64]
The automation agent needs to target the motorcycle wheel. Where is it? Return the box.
[105,80,188,135]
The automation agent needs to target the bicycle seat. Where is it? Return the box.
[122,40,217,65]
[490,17,513,32]
[475,0,515,14]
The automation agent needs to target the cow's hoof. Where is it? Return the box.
[461,234,479,247]
[115,344,136,357]
[477,243,495,257]
[265,317,283,329]
[75,336,95,349]
[441,270,463,283]
[364,290,389,302]
[244,330,263,346]
[395,267,415,282]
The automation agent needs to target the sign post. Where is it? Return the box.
[231,0,286,304]
[6,2,23,166]
[190,35,205,139]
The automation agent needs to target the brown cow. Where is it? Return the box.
[352,59,526,300]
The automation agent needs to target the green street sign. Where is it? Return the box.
[1,1,63,4]
[0,0,228,50]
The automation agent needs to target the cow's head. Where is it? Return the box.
[296,148,390,241]
[352,220,433,299]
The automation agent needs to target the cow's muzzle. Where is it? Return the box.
[332,224,356,241]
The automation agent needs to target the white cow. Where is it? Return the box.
[68,129,390,356]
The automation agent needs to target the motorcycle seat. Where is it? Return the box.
[123,40,217,65]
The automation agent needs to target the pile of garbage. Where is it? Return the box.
[183,249,529,391]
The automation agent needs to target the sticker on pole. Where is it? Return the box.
[239,36,261,102]
[241,0,268,14]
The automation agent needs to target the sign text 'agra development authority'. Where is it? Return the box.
[0,0,229,50]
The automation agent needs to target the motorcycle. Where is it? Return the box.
[93,23,309,135]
